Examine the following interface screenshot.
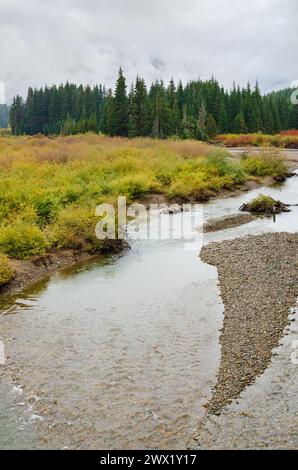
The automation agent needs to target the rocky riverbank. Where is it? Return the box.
[189,232,298,448]
[200,232,298,413]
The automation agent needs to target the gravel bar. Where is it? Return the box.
[200,232,298,415]
[203,213,256,233]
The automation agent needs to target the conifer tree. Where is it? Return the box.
[10,96,24,134]
[112,67,128,136]
[206,113,218,138]
[9,73,298,137]
[234,113,247,133]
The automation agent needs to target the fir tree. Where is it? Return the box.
[112,68,128,136]
[206,113,218,138]
[234,113,247,133]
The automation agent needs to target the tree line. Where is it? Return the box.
[9,68,298,138]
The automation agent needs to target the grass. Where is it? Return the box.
[0,133,289,259]
[215,133,298,148]
[240,194,290,214]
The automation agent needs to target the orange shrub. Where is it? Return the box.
[215,133,298,149]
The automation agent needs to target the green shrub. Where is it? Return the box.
[240,194,290,214]
[204,149,246,183]
[48,206,103,252]
[241,152,287,177]
[167,173,210,198]
[0,135,291,258]
[110,174,155,199]
[0,222,48,259]
[0,253,14,285]
[34,197,59,226]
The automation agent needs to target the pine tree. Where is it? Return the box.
[48,87,61,134]
[100,89,114,136]
[112,68,128,136]
[9,73,298,137]
[10,96,24,134]
[62,113,75,135]
[206,113,218,139]
[128,85,138,138]
[234,113,247,133]
[196,101,208,140]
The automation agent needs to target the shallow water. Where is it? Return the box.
[0,231,223,449]
[0,172,297,449]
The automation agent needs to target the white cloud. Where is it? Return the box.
[0,81,5,103]
[0,0,297,101]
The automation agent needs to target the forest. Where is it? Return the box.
[9,69,298,139]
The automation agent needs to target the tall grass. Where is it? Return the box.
[0,134,288,259]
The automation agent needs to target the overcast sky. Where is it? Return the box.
[0,0,297,103]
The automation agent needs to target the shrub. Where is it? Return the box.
[279,130,298,136]
[240,152,287,177]
[239,194,290,214]
[48,206,103,252]
[204,148,246,183]
[167,174,210,198]
[0,221,48,259]
[0,134,291,257]
[0,253,14,285]
[109,174,156,199]
[34,197,59,226]
[215,133,298,149]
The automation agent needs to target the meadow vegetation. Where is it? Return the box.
[0,134,288,260]
[215,133,298,148]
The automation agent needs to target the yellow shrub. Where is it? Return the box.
[0,253,14,286]
[0,222,48,259]
[48,206,103,252]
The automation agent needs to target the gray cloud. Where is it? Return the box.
[0,0,297,102]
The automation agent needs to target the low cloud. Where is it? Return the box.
[0,0,297,101]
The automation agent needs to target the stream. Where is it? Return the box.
[0,172,297,449]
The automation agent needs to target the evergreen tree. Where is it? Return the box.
[9,73,298,137]
[128,77,149,137]
[234,113,247,133]
[206,113,218,138]
[112,67,128,136]
[10,97,24,134]
[100,89,114,135]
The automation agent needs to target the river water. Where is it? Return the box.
[0,172,297,449]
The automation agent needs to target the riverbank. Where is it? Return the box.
[0,169,294,302]
[0,240,127,299]
[190,232,298,447]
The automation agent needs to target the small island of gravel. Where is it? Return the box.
[200,232,298,415]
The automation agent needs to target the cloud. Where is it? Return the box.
[0,81,5,103]
[0,0,297,102]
